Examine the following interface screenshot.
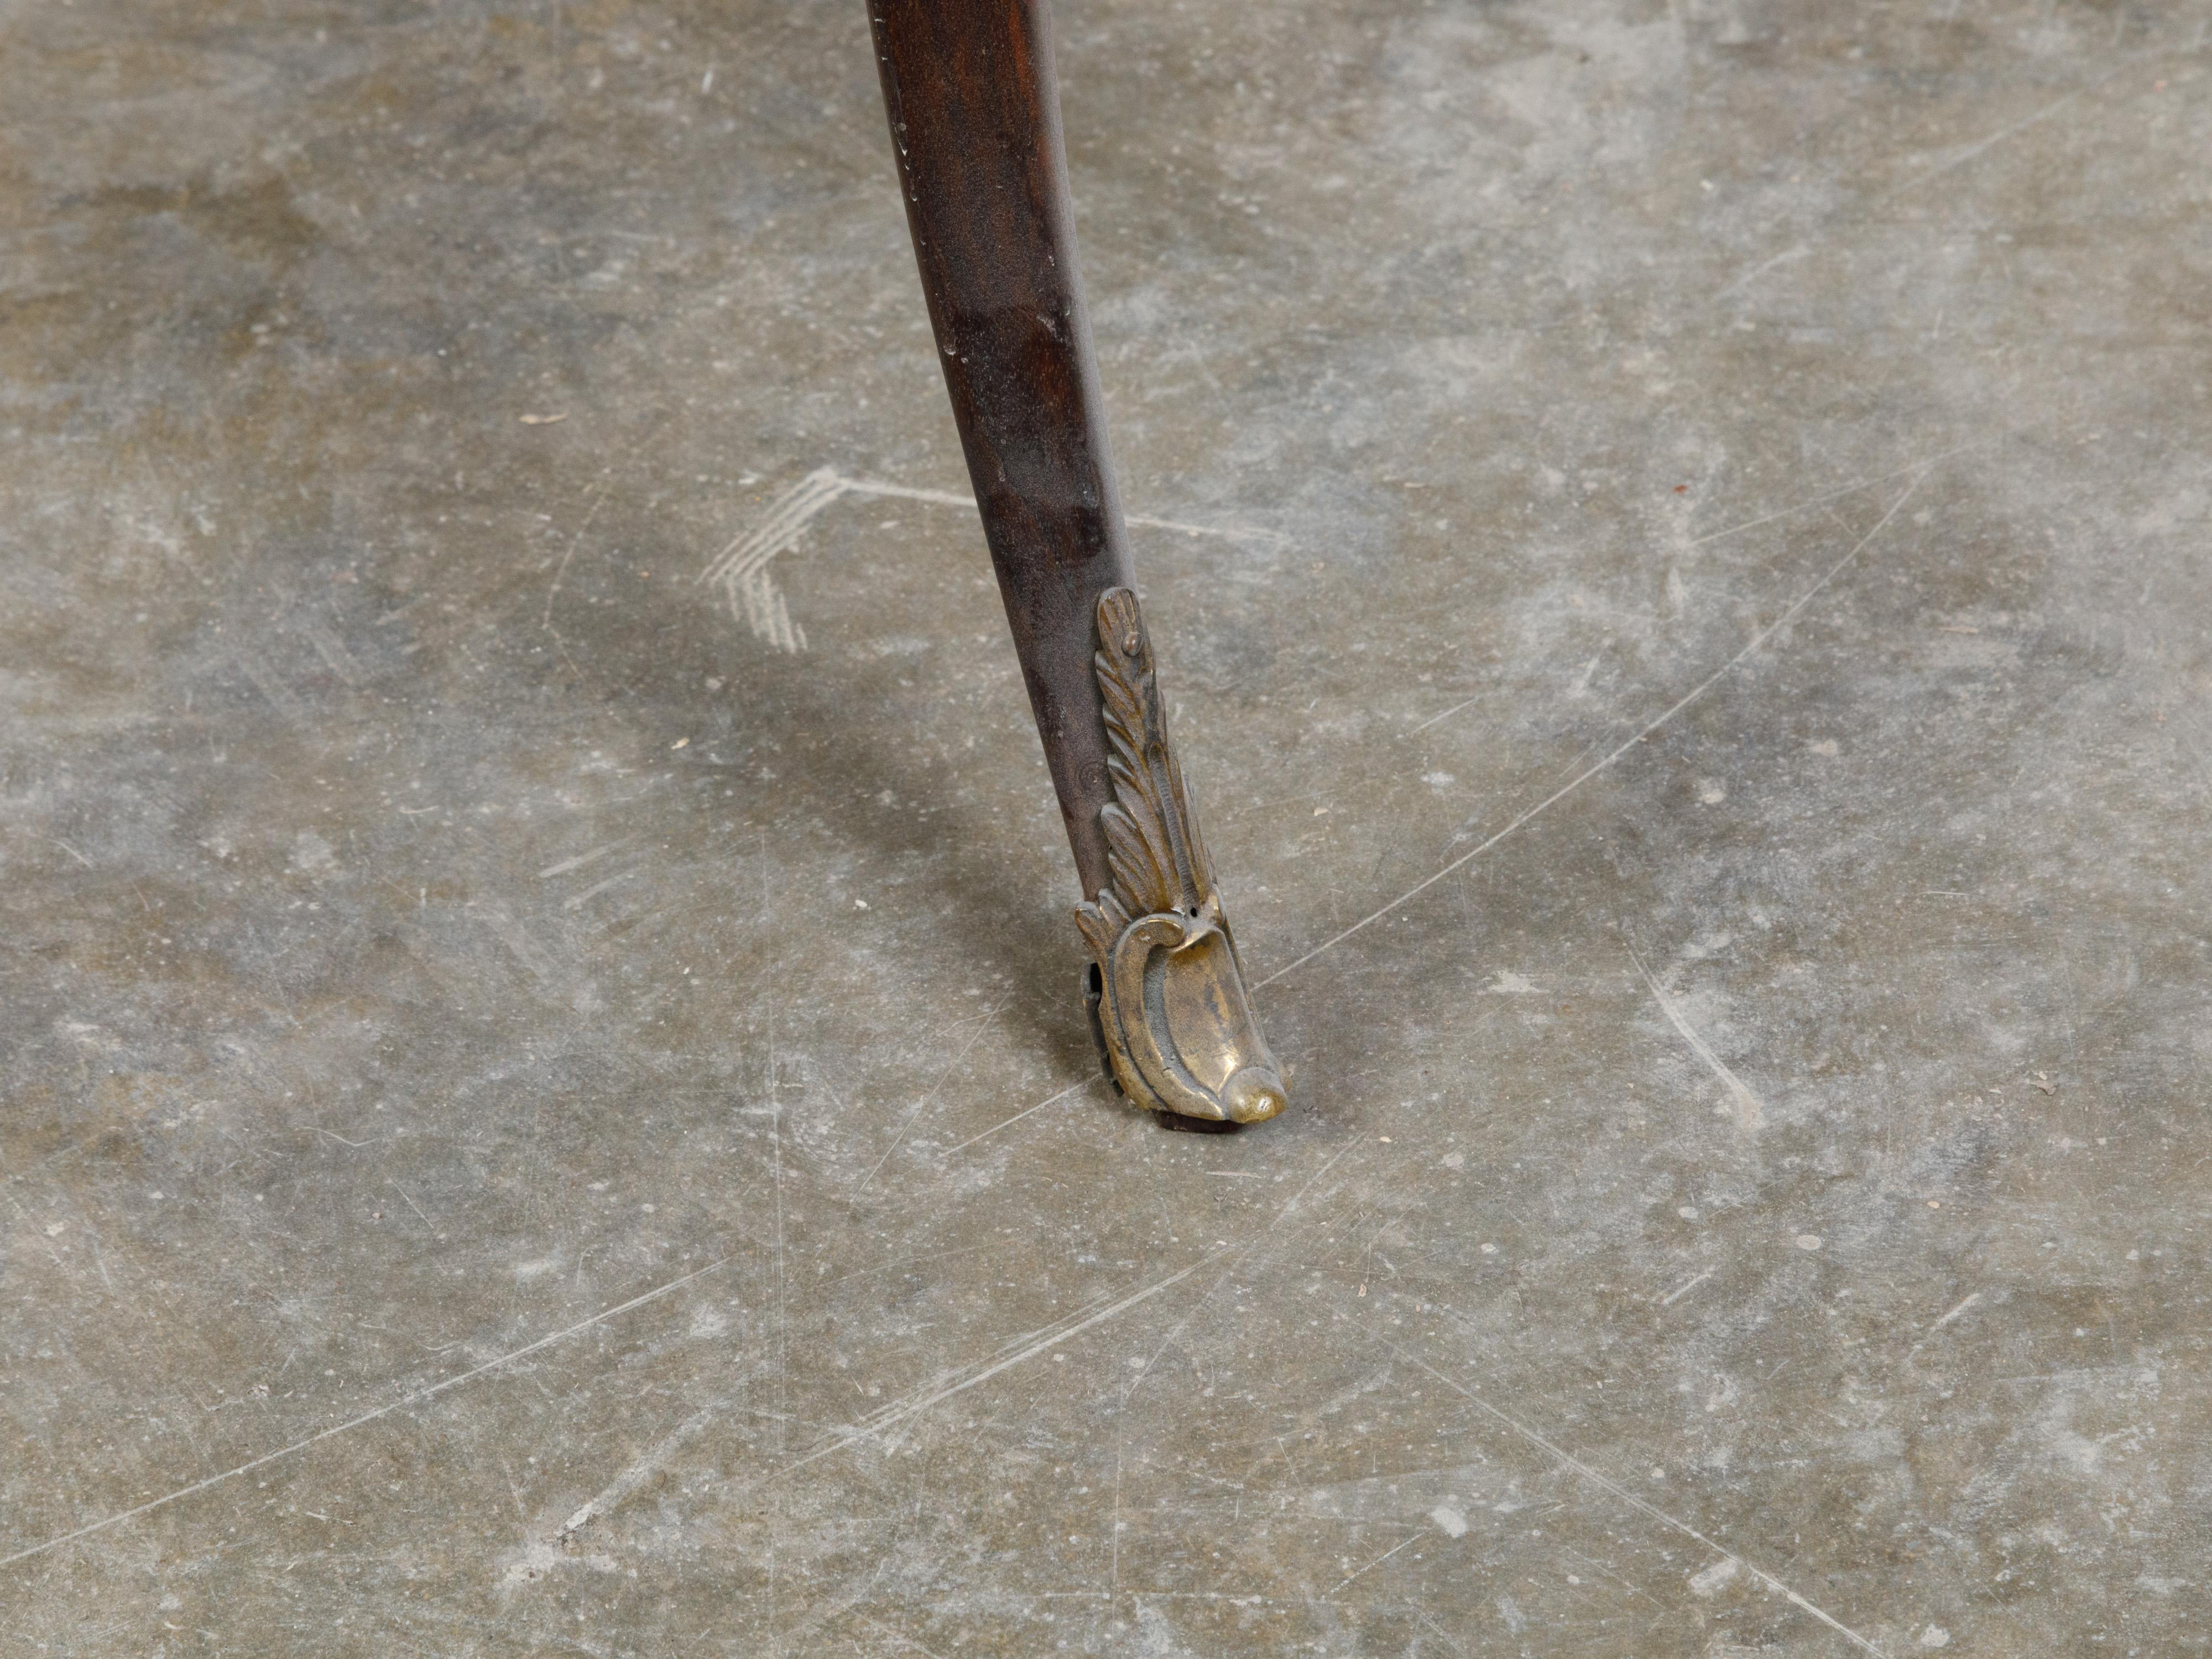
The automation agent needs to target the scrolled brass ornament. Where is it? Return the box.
[1073,588,1287,1124]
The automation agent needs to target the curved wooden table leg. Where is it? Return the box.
[865,0,1285,1124]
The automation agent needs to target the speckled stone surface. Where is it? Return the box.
[4,2,2210,1654]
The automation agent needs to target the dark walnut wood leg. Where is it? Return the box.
[864,0,1285,1124]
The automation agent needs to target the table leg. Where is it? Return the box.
[864,0,1285,1124]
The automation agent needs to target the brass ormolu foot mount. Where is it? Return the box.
[1074,589,1287,1125]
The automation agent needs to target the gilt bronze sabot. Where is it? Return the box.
[1072,589,1286,1124]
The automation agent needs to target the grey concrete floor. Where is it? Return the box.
[4,1,2209,1653]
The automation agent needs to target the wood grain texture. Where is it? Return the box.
[866,0,1136,898]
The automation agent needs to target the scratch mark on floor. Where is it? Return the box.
[539,841,629,880]
[1327,1531,1423,1596]
[0,1256,733,1573]
[1867,82,2096,210]
[299,620,362,685]
[542,474,614,631]
[1712,56,2117,306]
[832,472,1284,544]
[1713,241,1810,302]
[36,833,94,867]
[374,592,431,627]
[1413,690,1486,733]
[850,1610,952,1659]
[938,1076,1097,1159]
[1686,441,1983,549]
[698,469,1284,655]
[770,1054,788,1414]
[1258,474,1923,988]
[236,655,304,723]
[559,1405,720,1539]
[1560,1543,1665,1606]
[817,1241,992,1290]
[1125,1136,1365,1401]
[387,1178,435,1229]
[857,997,1010,1190]
[698,467,838,653]
[562,869,637,912]
[479,909,561,987]
[1631,951,1766,1134]
[1660,1267,1715,1307]
[6,1192,66,1266]
[1928,1290,1983,1333]
[1109,1443,1124,1598]
[1415,1608,1471,1655]
[1389,1345,1891,1656]
[779,1261,1199,1477]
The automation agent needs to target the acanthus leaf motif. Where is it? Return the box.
[1074,587,1285,1125]
[1092,587,1211,920]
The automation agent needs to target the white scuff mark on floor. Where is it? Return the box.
[1428,1501,1469,1537]
[1131,1602,1209,1658]
[1689,1555,1741,1596]
[1908,1289,1985,1359]
[698,468,1285,654]
[1631,950,1766,1133]
[498,1535,619,1588]
[555,1405,721,1542]
[1927,1291,1981,1332]
[563,868,637,912]
[1485,971,1538,994]
[289,830,336,874]
[538,839,630,880]
[698,468,838,652]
